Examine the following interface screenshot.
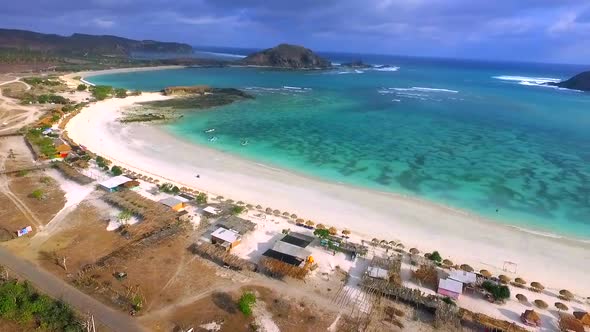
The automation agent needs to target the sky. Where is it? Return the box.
[2,0,590,64]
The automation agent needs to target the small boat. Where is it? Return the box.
[204,128,215,133]
[209,136,218,142]
[240,140,249,146]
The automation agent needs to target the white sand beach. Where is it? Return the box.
[65,93,590,297]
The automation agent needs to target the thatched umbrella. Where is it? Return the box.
[290,214,297,219]
[328,227,338,235]
[256,205,263,209]
[479,269,492,278]
[273,209,281,215]
[516,293,528,303]
[305,220,315,227]
[380,239,388,246]
[514,277,526,285]
[555,302,569,311]
[217,195,224,200]
[388,240,397,247]
[226,199,235,204]
[282,212,290,217]
[316,224,326,230]
[498,275,511,284]
[560,289,574,301]
[534,299,548,309]
[371,238,379,245]
[396,243,405,249]
[460,264,474,272]
[442,259,454,267]
[246,204,254,209]
[409,248,420,255]
[237,201,245,205]
[296,218,304,225]
[342,229,351,236]
[265,208,273,214]
[531,282,545,292]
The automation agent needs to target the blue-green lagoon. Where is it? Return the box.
[89,58,590,239]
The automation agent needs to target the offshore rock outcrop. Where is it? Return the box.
[240,44,331,69]
[548,71,590,91]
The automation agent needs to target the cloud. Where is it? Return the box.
[174,14,244,26]
[92,18,115,28]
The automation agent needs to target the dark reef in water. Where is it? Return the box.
[548,71,590,91]
[147,87,254,109]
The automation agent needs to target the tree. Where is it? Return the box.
[76,84,86,91]
[196,192,207,204]
[237,292,256,316]
[91,85,113,100]
[230,205,245,215]
[114,88,127,98]
[118,210,133,224]
[482,281,510,301]
[429,251,442,263]
[111,165,123,176]
[313,228,330,239]
[30,189,44,200]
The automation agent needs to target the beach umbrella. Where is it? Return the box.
[396,243,405,249]
[226,199,235,204]
[246,204,254,209]
[534,299,548,309]
[498,275,511,284]
[442,259,454,267]
[290,214,297,219]
[296,218,304,224]
[265,208,273,214]
[560,289,574,301]
[342,229,351,236]
[371,238,379,245]
[555,302,569,311]
[388,240,397,246]
[514,277,526,285]
[479,270,492,278]
[328,227,338,235]
[237,201,245,205]
[273,209,281,215]
[409,248,420,255]
[316,224,326,230]
[460,264,474,273]
[516,294,528,303]
[305,220,315,227]
[380,239,388,246]
[217,196,224,200]
[282,212,290,217]
[531,282,545,291]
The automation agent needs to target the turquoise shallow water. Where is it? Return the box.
[89,59,590,239]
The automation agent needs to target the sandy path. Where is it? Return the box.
[66,94,590,296]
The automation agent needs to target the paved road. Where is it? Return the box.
[0,246,146,332]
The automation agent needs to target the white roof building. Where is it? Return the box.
[367,266,389,279]
[211,227,241,243]
[449,269,477,284]
[438,278,463,294]
[99,175,132,190]
[203,206,219,215]
[271,241,311,261]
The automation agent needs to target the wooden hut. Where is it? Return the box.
[573,312,590,326]
[559,313,584,332]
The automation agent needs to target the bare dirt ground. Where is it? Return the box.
[0,75,45,134]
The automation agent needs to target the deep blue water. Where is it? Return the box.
[90,51,590,239]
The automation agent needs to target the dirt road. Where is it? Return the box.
[0,246,146,332]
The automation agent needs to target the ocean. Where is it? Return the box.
[89,49,590,239]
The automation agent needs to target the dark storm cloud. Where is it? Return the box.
[1,0,589,63]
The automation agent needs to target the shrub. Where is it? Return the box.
[111,165,123,176]
[91,85,113,100]
[313,228,330,239]
[40,176,53,184]
[429,251,442,263]
[482,281,510,301]
[30,189,44,200]
[117,210,133,223]
[16,170,29,177]
[159,183,180,195]
[76,84,87,91]
[114,88,127,98]
[230,205,245,215]
[442,297,456,306]
[196,192,208,204]
[238,292,256,316]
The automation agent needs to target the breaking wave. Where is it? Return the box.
[493,75,561,86]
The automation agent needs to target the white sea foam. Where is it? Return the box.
[194,50,246,59]
[354,69,364,74]
[372,66,400,72]
[390,87,458,93]
[493,75,561,85]
[283,86,301,90]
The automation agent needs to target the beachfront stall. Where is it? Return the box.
[438,278,463,300]
[211,227,242,251]
[158,197,186,211]
[98,175,133,192]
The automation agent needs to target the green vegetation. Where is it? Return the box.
[30,189,44,200]
[40,176,53,184]
[482,281,510,301]
[26,129,57,157]
[16,170,29,177]
[441,297,456,306]
[37,94,69,104]
[76,84,86,91]
[196,192,207,204]
[111,165,123,176]
[117,210,133,223]
[90,85,113,100]
[429,251,442,263]
[0,280,82,331]
[237,292,256,316]
[23,77,61,86]
[95,156,110,170]
[114,88,128,98]
[313,228,330,239]
[129,90,142,96]
[159,182,180,195]
[230,205,245,215]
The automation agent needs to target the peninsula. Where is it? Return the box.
[549,70,590,91]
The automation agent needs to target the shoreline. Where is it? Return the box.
[64,90,590,295]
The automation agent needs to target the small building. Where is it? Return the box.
[177,210,192,222]
[216,215,256,235]
[280,232,315,248]
[448,269,477,284]
[159,197,186,211]
[42,128,53,135]
[211,227,241,250]
[438,278,463,300]
[573,312,590,326]
[55,144,72,158]
[521,309,541,327]
[99,175,132,192]
[121,180,140,190]
[367,266,389,279]
[263,241,311,266]
[178,193,195,201]
[203,206,219,217]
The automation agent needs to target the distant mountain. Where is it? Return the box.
[240,44,331,69]
[0,29,193,57]
[549,71,590,91]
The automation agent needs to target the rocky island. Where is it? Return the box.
[240,44,331,69]
[339,60,372,69]
[548,71,590,91]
